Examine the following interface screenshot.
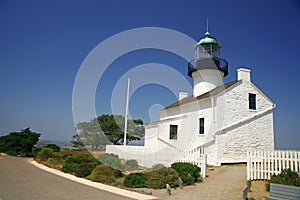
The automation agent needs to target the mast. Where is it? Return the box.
[123,78,130,146]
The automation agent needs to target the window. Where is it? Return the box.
[169,125,178,140]
[249,93,256,110]
[199,118,204,134]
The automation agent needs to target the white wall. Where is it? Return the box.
[216,112,274,163]
[219,80,274,128]
[159,98,215,152]
[144,123,159,147]
[106,144,177,168]
[215,80,275,164]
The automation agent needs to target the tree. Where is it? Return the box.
[74,118,111,150]
[72,114,144,149]
[0,128,41,156]
[44,144,60,152]
[71,134,84,148]
[98,114,144,145]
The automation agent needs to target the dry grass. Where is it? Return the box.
[90,150,106,158]
[247,181,270,200]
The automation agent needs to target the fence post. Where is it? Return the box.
[247,151,250,180]
[278,151,281,174]
[295,152,299,172]
[270,150,274,179]
[202,154,207,179]
[287,151,290,169]
[254,150,257,180]
[263,151,267,179]
[267,150,271,179]
[292,151,296,171]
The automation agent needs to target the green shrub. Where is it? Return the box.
[56,149,74,160]
[4,150,17,156]
[98,153,124,171]
[87,164,123,184]
[61,153,73,160]
[48,155,63,164]
[44,144,60,152]
[145,167,179,189]
[46,155,64,169]
[32,147,42,156]
[124,173,147,188]
[74,163,97,177]
[37,148,54,161]
[145,171,164,189]
[62,152,99,173]
[62,156,77,173]
[266,169,300,191]
[171,162,201,185]
[124,159,138,170]
[151,163,165,171]
[72,152,97,163]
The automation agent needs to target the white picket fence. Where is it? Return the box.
[175,146,207,178]
[247,150,300,180]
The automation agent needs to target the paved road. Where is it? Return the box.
[0,156,133,200]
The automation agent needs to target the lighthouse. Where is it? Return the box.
[107,27,275,167]
[188,31,228,96]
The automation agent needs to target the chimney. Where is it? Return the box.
[237,68,251,82]
[178,92,188,100]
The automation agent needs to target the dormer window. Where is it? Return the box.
[249,93,256,110]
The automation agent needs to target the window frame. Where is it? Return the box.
[249,93,256,110]
[199,118,204,134]
[169,124,178,140]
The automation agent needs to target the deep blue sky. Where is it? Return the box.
[0,0,299,149]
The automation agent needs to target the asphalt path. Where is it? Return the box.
[0,156,133,200]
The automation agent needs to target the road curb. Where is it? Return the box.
[30,160,157,200]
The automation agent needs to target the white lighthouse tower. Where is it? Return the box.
[188,30,228,96]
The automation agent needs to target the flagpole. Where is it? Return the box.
[124,78,130,146]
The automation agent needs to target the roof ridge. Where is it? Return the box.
[164,80,240,110]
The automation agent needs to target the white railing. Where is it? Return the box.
[175,146,207,178]
[247,150,300,180]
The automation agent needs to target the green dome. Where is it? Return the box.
[195,31,220,47]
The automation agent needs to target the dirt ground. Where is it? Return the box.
[247,181,270,200]
[133,164,269,200]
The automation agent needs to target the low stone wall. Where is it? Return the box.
[106,145,177,168]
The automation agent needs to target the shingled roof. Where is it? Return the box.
[164,80,241,110]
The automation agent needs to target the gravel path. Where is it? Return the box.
[148,165,247,200]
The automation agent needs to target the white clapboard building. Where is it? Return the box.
[106,30,275,167]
